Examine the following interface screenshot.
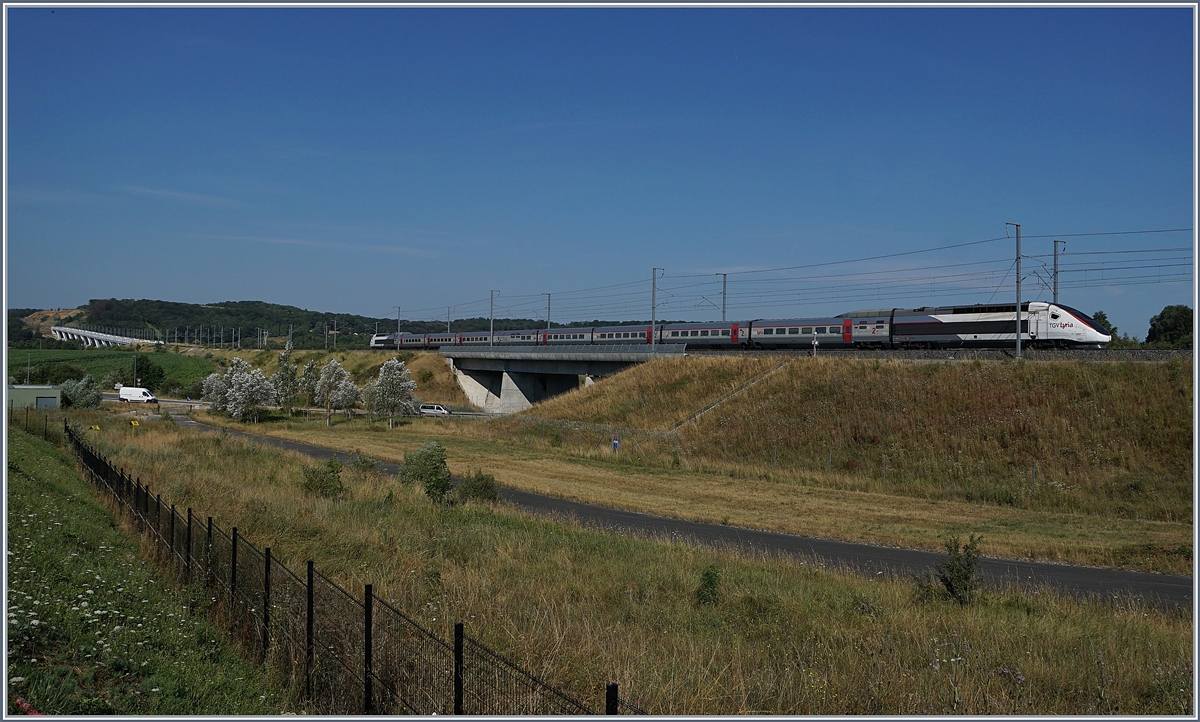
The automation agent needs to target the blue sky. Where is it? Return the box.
[5,6,1194,337]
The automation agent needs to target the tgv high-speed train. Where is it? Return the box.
[370,302,1112,351]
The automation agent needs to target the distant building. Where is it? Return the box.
[7,385,61,410]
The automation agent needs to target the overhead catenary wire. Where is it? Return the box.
[394,227,1193,324]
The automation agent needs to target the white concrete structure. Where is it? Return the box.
[51,326,163,348]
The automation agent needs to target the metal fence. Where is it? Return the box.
[62,421,645,715]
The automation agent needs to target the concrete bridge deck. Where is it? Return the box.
[442,344,686,413]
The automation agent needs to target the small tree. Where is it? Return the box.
[60,375,102,408]
[202,372,228,414]
[227,367,276,423]
[297,360,319,409]
[403,441,452,503]
[935,535,982,605]
[361,380,379,423]
[270,342,300,416]
[374,358,418,429]
[316,359,358,425]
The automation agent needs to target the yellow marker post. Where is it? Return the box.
[90,425,100,431]
[130,420,139,427]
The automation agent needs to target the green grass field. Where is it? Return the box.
[5,426,286,715]
[7,348,217,390]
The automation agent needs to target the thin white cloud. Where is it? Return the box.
[115,185,249,207]
[194,234,438,259]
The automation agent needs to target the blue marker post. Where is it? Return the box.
[611,434,620,454]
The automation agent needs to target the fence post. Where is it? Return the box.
[156,493,163,539]
[186,509,193,582]
[606,682,619,715]
[169,504,176,560]
[263,548,271,659]
[231,527,239,609]
[454,621,464,715]
[364,584,373,714]
[206,517,214,588]
[306,560,314,702]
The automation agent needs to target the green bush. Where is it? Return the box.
[300,455,345,500]
[458,470,499,503]
[935,535,982,605]
[695,564,722,606]
[402,442,452,503]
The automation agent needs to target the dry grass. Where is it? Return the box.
[191,410,1194,575]
[67,411,1193,715]
[528,355,779,428]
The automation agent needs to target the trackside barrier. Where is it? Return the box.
[61,421,645,715]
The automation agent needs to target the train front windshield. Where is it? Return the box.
[1055,305,1112,336]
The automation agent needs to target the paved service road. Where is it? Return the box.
[171,413,1193,609]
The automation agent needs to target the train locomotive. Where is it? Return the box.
[370,301,1112,351]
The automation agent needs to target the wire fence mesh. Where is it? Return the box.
[61,422,646,715]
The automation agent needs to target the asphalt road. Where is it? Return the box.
[170,413,1193,609]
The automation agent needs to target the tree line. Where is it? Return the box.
[1092,305,1192,349]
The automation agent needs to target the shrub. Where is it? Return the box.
[695,564,722,606]
[935,535,982,605]
[458,470,499,503]
[60,375,102,408]
[300,455,345,500]
[403,442,452,503]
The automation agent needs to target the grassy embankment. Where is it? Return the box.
[71,410,1192,714]
[189,354,1192,575]
[5,425,284,714]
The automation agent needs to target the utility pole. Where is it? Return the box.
[489,290,499,346]
[543,293,551,331]
[447,307,452,333]
[332,320,337,350]
[393,306,402,350]
[1053,239,1065,304]
[1006,222,1022,359]
[716,273,727,322]
[651,268,662,348]
[325,322,329,351]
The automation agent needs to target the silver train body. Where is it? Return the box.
[370,302,1111,351]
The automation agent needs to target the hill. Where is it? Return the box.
[28,298,674,350]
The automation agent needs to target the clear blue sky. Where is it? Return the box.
[5,6,1194,338]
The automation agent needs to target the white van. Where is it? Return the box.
[419,404,450,416]
[119,387,158,403]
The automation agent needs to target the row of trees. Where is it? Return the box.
[1093,305,1193,348]
[202,344,418,425]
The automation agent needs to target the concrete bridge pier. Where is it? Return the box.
[450,363,579,413]
[443,344,687,414]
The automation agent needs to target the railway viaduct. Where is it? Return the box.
[51,326,163,348]
[442,344,686,413]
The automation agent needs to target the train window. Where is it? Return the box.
[814,327,826,334]
[790,328,800,334]
[721,330,730,336]
[670,331,678,337]
[700,330,709,336]
[800,328,811,334]
[764,328,773,335]
[857,326,867,331]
